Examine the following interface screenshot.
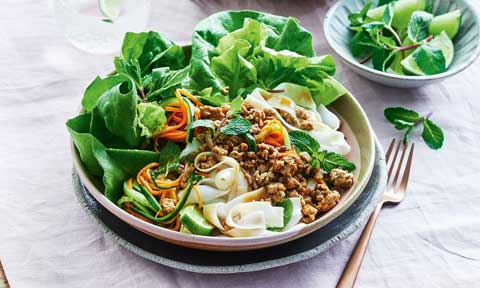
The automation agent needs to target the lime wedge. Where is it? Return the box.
[429,10,462,39]
[401,31,454,75]
[98,0,125,21]
[180,205,214,236]
[367,0,427,29]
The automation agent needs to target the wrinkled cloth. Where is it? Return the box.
[1,0,480,287]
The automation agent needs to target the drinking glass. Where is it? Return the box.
[54,0,151,54]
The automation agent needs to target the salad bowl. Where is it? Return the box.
[324,0,480,88]
[68,10,376,251]
[72,83,375,251]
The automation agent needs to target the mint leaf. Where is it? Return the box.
[145,66,190,101]
[227,96,243,118]
[377,0,396,6]
[372,49,397,71]
[350,31,377,58]
[348,1,372,27]
[155,141,181,175]
[407,11,433,42]
[314,151,356,172]
[383,3,394,26]
[384,107,420,125]
[422,118,444,149]
[413,44,446,75]
[288,130,320,154]
[393,119,416,130]
[186,119,216,131]
[220,117,252,135]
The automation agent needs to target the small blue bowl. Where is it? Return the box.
[324,0,480,88]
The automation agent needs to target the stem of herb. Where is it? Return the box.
[403,112,433,144]
[415,111,433,125]
[385,25,402,47]
[359,53,372,64]
[267,89,285,93]
[139,88,146,102]
[396,35,433,52]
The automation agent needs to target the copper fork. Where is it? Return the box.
[337,139,415,288]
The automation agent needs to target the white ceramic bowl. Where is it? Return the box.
[324,0,480,88]
[72,90,375,251]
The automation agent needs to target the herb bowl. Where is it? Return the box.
[324,0,480,88]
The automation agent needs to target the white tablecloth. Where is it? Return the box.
[2,0,480,287]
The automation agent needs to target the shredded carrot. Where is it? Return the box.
[194,107,200,120]
[167,215,181,231]
[155,178,180,188]
[179,89,203,106]
[164,106,182,112]
[265,130,284,146]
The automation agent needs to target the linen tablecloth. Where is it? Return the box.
[2,0,480,287]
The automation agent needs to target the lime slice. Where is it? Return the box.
[429,10,462,39]
[401,31,454,75]
[180,205,214,236]
[98,0,125,21]
[367,0,427,29]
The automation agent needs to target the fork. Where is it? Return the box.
[337,139,415,288]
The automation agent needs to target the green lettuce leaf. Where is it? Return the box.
[211,39,257,99]
[95,148,160,201]
[90,78,140,147]
[137,102,167,138]
[120,31,186,74]
[190,11,345,105]
[253,48,345,105]
[82,74,130,112]
[190,11,315,95]
[66,113,105,176]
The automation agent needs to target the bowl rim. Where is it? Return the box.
[70,90,375,249]
[323,0,480,81]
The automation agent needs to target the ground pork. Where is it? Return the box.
[160,198,176,213]
[327,168,354,190]
[195,104,346,223]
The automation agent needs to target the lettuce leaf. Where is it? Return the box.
[90,78,140,147]
[120,31,186,74]
[82,74,130,112]
[95,148,159,201]
[67,113,105,176]
[211,39,257,99]
[190,11,346,104]
[190,11,314,96]
[137,102,167,138]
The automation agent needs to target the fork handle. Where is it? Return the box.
[337,202,383,288]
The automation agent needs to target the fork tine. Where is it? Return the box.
[385,138,396,163]
[387,142,409,194]
[398,143,414,194]
[387,140,402,180]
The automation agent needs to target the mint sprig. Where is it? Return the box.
[384,107,444,149]
[288,130,356,172]
[348,3,443,74]
[220,117,252,135]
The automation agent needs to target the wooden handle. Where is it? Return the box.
[336,203,383,288]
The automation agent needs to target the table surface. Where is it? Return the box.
[2,0,480,287]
